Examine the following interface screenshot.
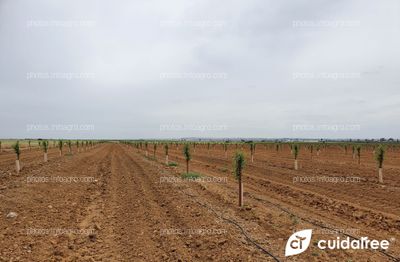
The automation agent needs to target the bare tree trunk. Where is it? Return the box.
[186,160,189,174]
[44,153,48,162]
[251,154,254,163]
[16,160,20,173]
[295,159,298,170]
[239,177,243,207]
[59,150,62,157]
[165,155,169,165]
[378,168,383,183]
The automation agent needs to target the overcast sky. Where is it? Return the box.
[0,0,399,139]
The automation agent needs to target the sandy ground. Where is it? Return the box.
[0,143,399,261]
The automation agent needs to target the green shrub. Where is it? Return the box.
[233,151,245,207]
[183,143,191,173]
[233,151,245,180]
[164,143,169,155]
[12,141,20,160]
[41,140,49,153]
[292,144,299,160]
[58,140,63,150]
[181,172,202,179]
[356,145,361,164]
[375,145,385,168]
[167,161,178,167]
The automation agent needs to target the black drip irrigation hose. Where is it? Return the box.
[250,195,400,262]
[140,148,399,261]
[177,154,399,261]
[180,190,281,262]
[138,149,280,260]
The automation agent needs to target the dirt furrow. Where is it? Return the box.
[166,148,400,217]
[117,145,269,261]
[0,145,109,261]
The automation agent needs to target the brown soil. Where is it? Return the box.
[0,143,399,261]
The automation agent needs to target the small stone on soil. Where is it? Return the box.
[6,212,17,219]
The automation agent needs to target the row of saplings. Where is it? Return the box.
[139,142,387,183]
[11,140,96,173]
[132,141,388,207]
[182,144,245,207]
[132,141,386,171]
[131,141,247,207]
[284,143,385,183]
[247,143,385,183]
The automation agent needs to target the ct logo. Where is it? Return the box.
[285,229,313,257]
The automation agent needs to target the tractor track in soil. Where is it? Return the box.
[165,148,400,217]
[148,146,400,261]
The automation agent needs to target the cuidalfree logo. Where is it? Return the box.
[285,229,313,257]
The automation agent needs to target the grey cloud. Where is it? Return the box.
[0,0,399,139]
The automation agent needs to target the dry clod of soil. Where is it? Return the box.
[353,211,364,219]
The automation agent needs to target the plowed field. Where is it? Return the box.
[0,144,399,261]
